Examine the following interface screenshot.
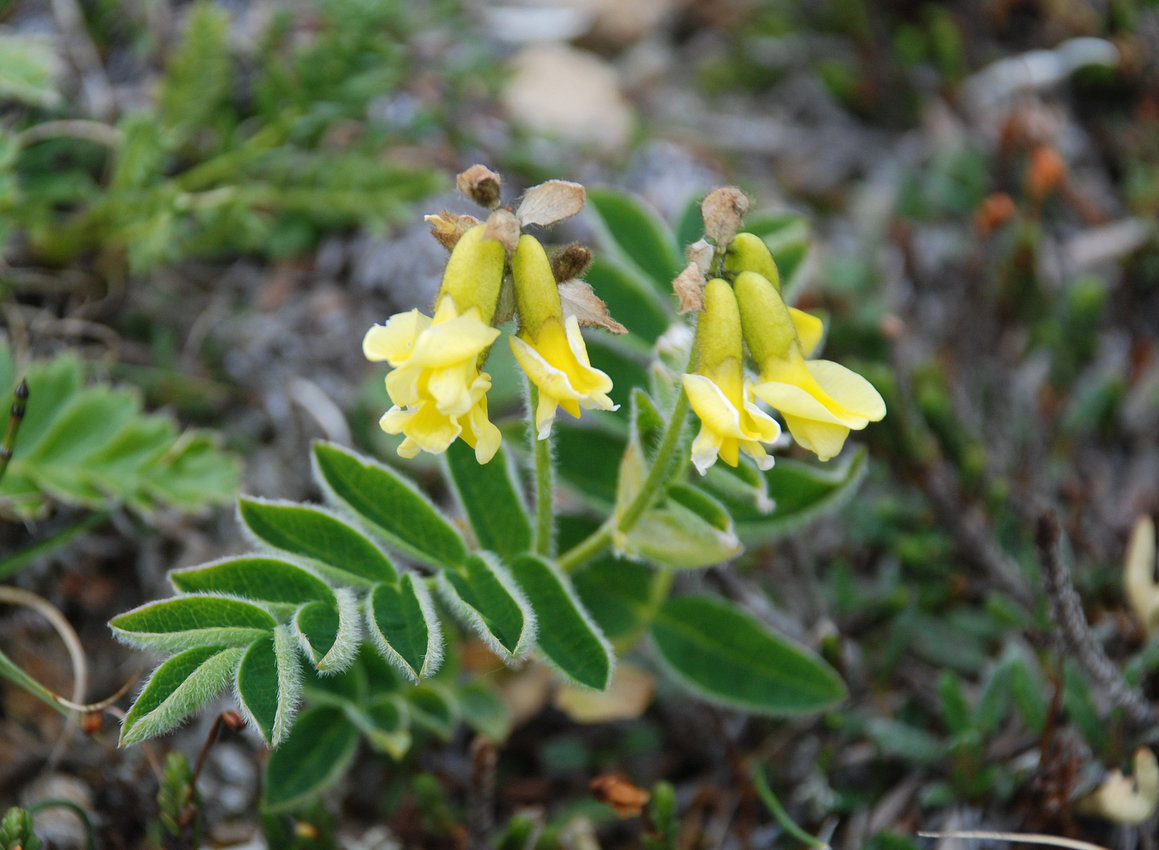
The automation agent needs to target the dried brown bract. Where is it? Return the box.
[673,262,706,314]
[457,164,503,209]
[483,208,521,253]
[701,186,749,246]
[516,180,586,227]
[559,280,627,334]
[425,211,482,250]
[550,242,593,283]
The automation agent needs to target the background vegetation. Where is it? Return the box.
[2,0,1159,847]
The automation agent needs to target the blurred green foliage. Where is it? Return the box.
[0,0,494,274]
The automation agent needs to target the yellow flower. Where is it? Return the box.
[683,279,782,474]
[364,296,502,463]
[509,234,616,438]
[363,224,506,463]
[735,270,885,461]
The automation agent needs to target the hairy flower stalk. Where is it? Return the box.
[363,224,505,463]
[736,270,885,461]
[682,278,782,474]
[509,234,617,439]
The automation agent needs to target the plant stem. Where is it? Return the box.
[558,390,691,573]
[751,766,829,850]
[0,379,29,488]
[529,386,555,556]
[0,512,108,583]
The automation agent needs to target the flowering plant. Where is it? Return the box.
[109,168,884,810]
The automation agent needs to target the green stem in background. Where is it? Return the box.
[558,389,691,573]
[0,379,28,488]
[529,386,555,557]
[751,766,830,850]
[26,800,97,850]
[0,513,108,583]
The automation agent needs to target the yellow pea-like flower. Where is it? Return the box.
[509,234,617,439]
[735,270,884,461]
[362,224,506,463]
[725,232,824,356]
[683,279,782,475]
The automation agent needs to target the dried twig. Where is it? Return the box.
[467,736,497,850]
[1036,512,1156,729]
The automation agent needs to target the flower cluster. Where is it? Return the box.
[364,166,621,463]
[680,193,886,472]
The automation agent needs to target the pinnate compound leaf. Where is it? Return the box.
[445,441,530,560]
[263,706,359,812]
[111,595,276,652]
[651,595,846,715]
[586,187,682,290]
[438,553,535,660]
[238,497,397,585]
[366,574,443,682]
[235,626,302,746]
[511,554,614,690]
[312,441,466,569]
[171,556,334,615]
[119,646,244,746]
[294,589,360,673]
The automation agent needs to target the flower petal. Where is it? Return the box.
[363,309,432,364]
[807,360,886,421]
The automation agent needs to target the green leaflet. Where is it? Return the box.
[586,187,682,291]
[171,556,335,616]
[437,553,535,660]
[347,695,411,759]
[444,441,531,561]
[510,554,614,690]
[704,449,868,544]
[22,385,141,505]
[651,595,846,715]
[584,257,672,344]
[111,595,276,652]
[263,706,360,812]
[366,575,442,682]
[457,681,511,743]
[405,684,458,739]
[238,497,397,585]
[235,626,302,746]
[571,554,658,647]
[551,421,626,511]
[119,646,244,746]
[619,490,742,570]
[312,441,466,569]
[562,513,660,647]
[140,431,241,513]
[294,590,360,673]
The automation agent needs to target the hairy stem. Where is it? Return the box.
[529,386,555,557]
[558,389,691,573]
